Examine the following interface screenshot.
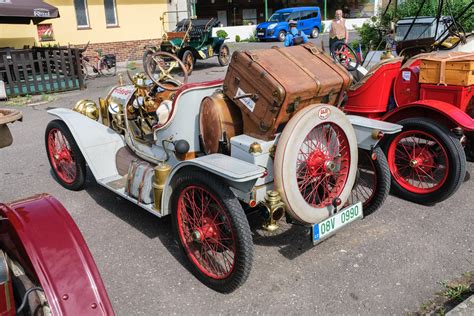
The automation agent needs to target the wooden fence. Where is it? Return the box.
[0,47,85,97]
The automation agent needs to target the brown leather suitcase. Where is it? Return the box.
[223,43,352,140]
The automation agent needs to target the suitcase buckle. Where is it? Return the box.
[309,47,319,55]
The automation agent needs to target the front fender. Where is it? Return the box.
[161,154,265,216]
[348,115,403,150]
[382,100,474,131]
[47,108,125,180]
[0,194,114,315]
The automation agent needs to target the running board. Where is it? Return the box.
[97,175,163,218]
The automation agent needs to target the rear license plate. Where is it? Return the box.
[312,201,362,244]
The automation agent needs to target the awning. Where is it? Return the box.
[0,0,60,24]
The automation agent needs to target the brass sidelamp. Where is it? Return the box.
[261,190,286,231]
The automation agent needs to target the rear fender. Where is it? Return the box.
[0,194,114,315]
[382,100,474,131]
[348,115,403,150]
[47,108,125,180]
[161,154,265,216]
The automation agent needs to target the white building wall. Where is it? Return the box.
[212,18,370,42]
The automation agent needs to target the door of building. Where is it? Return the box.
[217,10,227,26]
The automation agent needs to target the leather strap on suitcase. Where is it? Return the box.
[300,43,352,105]
[272,46,322,95]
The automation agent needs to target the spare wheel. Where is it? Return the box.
[274,104,358,224]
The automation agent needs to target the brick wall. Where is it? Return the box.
[75,38,162,62]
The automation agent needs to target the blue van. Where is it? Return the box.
[256,7,322,42]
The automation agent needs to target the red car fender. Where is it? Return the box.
[382,99,474,131]
[0,194,114,315]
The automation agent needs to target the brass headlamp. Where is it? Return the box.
[73,99,99,121]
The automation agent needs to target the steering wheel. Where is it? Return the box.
[330,40,361,71]
[144,51,188,91]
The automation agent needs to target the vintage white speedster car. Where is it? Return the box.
[44,46,401,293]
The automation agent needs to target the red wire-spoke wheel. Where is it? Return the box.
[171,170,253,293]
[45,120,86,191]
[330,40,360,71]
[389,130,449,193]
[384,118,466,204]
[296,122,350,208]
[274,104,358,224]
[347,147,391,216]
[177,186,236,279]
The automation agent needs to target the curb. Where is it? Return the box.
[446,294,474,315]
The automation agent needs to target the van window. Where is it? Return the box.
[288,12,301,21]
[300,10,318,20]
[268,12,291,22]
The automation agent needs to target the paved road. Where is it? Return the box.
[1,39,473,315]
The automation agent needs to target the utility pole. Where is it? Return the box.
[324,0,327,20]
[265,0,268,20]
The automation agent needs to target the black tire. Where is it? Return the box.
[310,27,320,38]
[45,120,86,191]
[218,44,230,66]
[182,50,194,75]
[277,30,286,42]
[348,147,391,216]
[383,118,466,204]
[170,170,254,293]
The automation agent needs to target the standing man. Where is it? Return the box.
[284,20,308,47]
[328,9,349,49]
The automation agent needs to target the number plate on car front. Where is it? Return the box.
[312,201,363,244]
[257,32,264,36]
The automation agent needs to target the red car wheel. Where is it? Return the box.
[384,118,466,204]
[296,122,351,208]
[45,120,86,191]
[171,170,253,293]
[274,105,358,224]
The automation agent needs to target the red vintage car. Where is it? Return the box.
[0,108,114,315]
[343,53,473,204]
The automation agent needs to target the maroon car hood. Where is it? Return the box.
[0,194,114,315]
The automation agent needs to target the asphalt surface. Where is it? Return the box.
[1,36,473,315]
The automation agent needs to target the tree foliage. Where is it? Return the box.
[396,0,474,31]
[356,0,474,52]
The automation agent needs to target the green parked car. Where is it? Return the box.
[145,18,230,75]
